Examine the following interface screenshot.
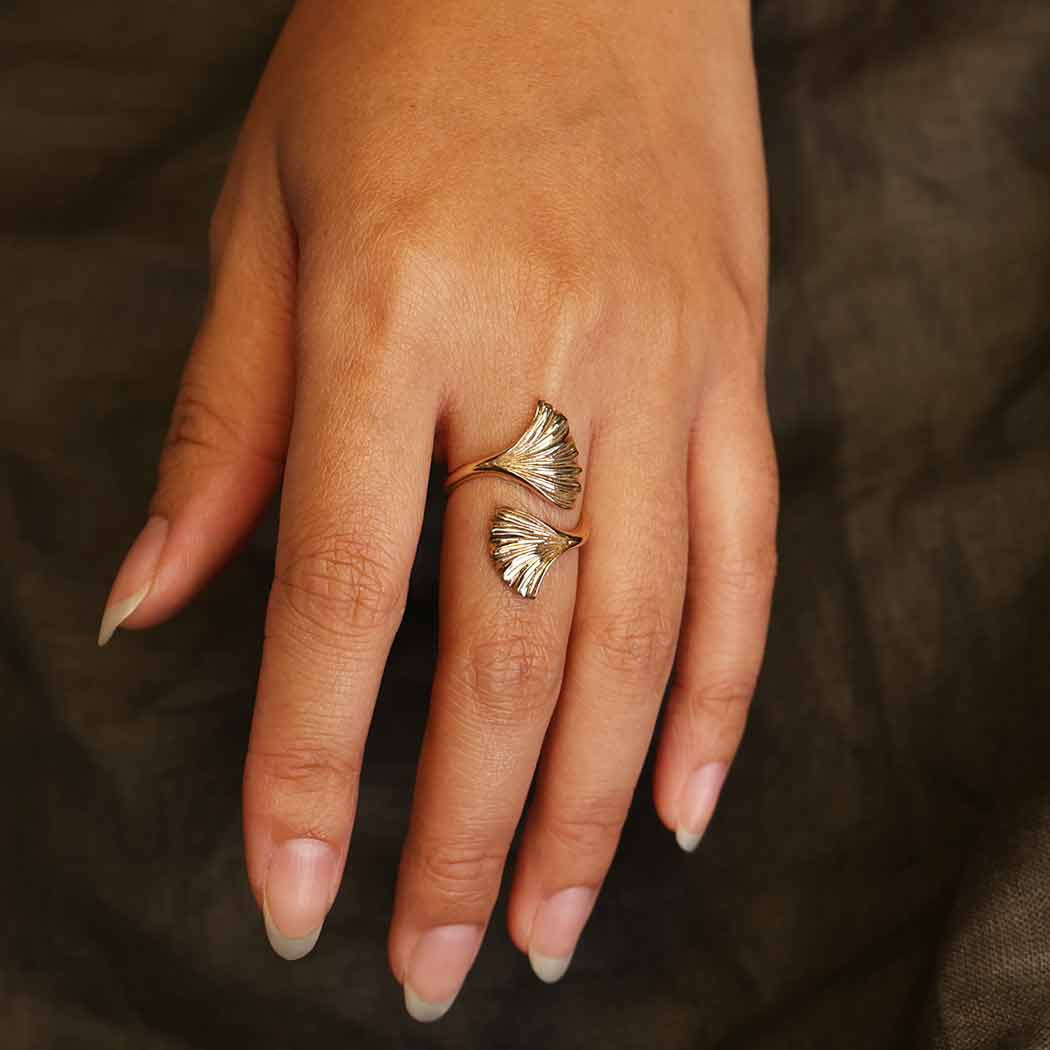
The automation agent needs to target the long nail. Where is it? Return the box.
[98,515,169,646]
[527,885,596,983]
[675,761,728,852]
[403,924,483,1023]
[262,838,339,961]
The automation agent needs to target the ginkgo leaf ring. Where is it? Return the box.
[445,400,583,510]
[490,507,588,599]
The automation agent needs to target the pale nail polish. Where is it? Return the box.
[98,515,169,645]
[403,924,483,1023]
[262,838,338,961]
[674,761,728,852]
[527,885,596,983]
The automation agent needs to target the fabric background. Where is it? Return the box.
[2,1,1049,1046]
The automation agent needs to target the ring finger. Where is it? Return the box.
[508,405,689,980]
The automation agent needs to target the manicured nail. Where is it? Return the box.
[527,885,596,983]
[675,761,728,853]
[98,515,169,646]
[403,924,483,1023]
[262,838,339,961]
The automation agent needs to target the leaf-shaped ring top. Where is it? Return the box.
[490,507,588,599]
[445,400,583,509]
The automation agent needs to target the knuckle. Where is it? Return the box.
[715,260,768,357]
[455,621,560,721]
[245,742,359,835]
[271,531,406,642]
[299,215,456,377]
[161,375,243,467]
[680,670,756,724]
[250,741,360,795]
[628,264,686,341]
[718,545,778,602]
[414,841,505,910]
[470,633,548,693]
[449,609,567,722]
[517,249,609,333]
[359,217,454,337]
[698,264,769,396]
[160,356,288,476]
[583,595,678,681]
[544,798,626,857]
[505,249,618,375]
[380,222,456,320]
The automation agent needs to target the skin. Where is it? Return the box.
[99,0,777,1021]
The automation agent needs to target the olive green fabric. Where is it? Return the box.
[2,1,1048,1046]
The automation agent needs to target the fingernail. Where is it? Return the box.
[675,761,728,853]
[527,885,596,983]
[403,924,483,1023]
[98,515,169,646]
[262,837,339,961]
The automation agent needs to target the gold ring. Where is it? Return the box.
[445,400,582,510]
[490,507,589,599]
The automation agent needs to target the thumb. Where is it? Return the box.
[98,159,295,645]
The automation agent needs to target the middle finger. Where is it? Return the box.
[389,397,590,1022]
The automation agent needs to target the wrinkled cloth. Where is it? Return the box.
[2,1,1049,1046]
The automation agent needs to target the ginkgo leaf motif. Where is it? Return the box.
[490,507,583,599]
[477,400,582,510]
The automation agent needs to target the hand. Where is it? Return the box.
[98,0,777,1021]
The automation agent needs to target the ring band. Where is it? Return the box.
[445,400,582,510]
[490,507,588,599]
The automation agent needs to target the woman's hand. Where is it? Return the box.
[99,0,777,1021]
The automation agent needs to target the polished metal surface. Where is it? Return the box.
[489,507,587,599]
[445,400,582,509]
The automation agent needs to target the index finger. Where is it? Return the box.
[243,319,438,960]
